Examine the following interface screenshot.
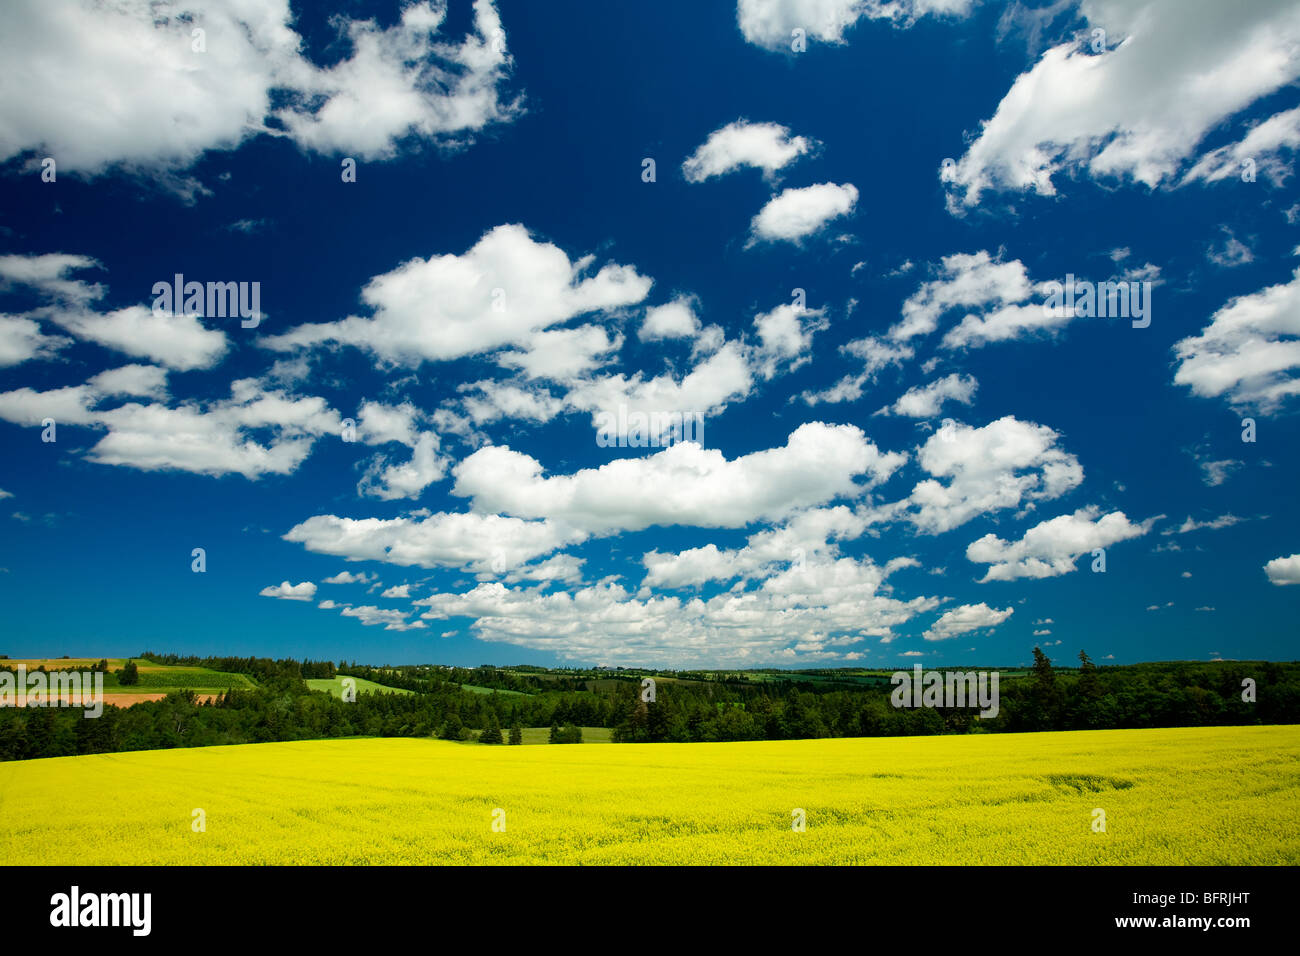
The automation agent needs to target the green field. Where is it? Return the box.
[457,683,529,696]
[306,676,413,698]
[129,665,255,692]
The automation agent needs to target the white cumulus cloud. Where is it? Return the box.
[682,120,814,181]
[924,602,1013,641]
[750,183,858,243]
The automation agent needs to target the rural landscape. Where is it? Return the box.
[2,651,1297,865]
[2,0,1299,905]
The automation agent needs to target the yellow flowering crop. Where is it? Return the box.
[2,725,1296,865]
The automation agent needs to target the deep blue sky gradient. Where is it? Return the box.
[1,0,1296,666]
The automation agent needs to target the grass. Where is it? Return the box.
[2,725,1296,865]
[457,683,529,696]
[306,676,413,698]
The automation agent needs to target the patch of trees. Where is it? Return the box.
[549,723,583,744]
[115,660,139,686]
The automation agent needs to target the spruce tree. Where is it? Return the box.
[440,714,463,741]
[480,711,503,745]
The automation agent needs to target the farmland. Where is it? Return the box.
[2,725,1295,865]
[1,659,255,707]
[305,676,413,698]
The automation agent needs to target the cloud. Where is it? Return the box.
[358,433,448,500]
[456,381,563,428]
[451,421,906,535]
[563,341,754,441]
[354,401,421,448]
[381,584,411,599]
[0,0,521,179]
[1163,514,1244,535]
[416,556,939,666]
[890,250,1161,349]
[87,365,169,399]
[1206,229,1255,268]
[262,224,651,364]
[259,580,317,602]
[498,325,623,381]
[1199,458,1242,487]
[750,183,858,243]
[736,0,975,51]
[0,253,104,303]
[940,301,1076,350]
[923,602,1014,641]
[800,337,913,406]
[874,416,1083,534]
[642,506,873,588]
[1172,266,1300,412]
[0,253,227,370]
[682,120,814,181]
[943,0,1300,208]
[1264,552,1300,585]
[503,553,586,585]
[0,376,342,478]
[639,298,702,341]
[285,511,581,572]
[0,314,71,367]
[274,0,520,159]
[876,373,978,417]
[226,219,268,235]
[890,251,1033,342]
[966,507,1154,581]
[59,306,228,371]
[751,303,826,379]
[322,571,376,585]
[1182,105,1300,186]
[339,605,426,631]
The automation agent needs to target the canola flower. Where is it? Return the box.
[1,725,1296,865]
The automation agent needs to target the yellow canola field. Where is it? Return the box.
[2,725,1297,865]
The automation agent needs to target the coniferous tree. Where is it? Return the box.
[508,721,523,745]
[1029,647,1061,730]
[439,714,463,741]
[1078,649,1099,696]
[480,711,503,745]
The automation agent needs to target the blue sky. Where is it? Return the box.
[1,0,1298,668]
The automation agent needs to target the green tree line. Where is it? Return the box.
[0,650,1295,761]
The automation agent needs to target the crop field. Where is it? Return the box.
[456,682,529,696]
[1,725,1296,865]
[2,660,255,707]
[305,676,413,698]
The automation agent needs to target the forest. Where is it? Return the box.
[0,649,1296,761]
